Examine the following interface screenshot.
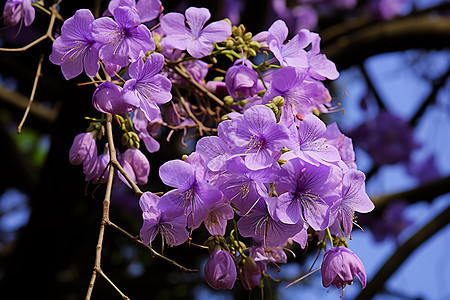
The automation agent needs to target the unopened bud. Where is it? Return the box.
[272,96,285,107]
[232,26,242,37]
[243,32,252,42]
[222,18,232,26]
[247,48,257,57]
[210,56,218,64]
[225,39,234,49]
[181,154,189,161]
[224,95,235,106]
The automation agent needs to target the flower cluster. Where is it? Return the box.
[53,1,374,295]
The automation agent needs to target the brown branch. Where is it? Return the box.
[110,160,143,197]
[174,85,209,136]
[409,65,450,127]
[85,114,117,300]
[371,175,450,212]
[323,14,450,70]
[17,54,44,133]
[95,267,130,300]
[169,62,232,112]
[355,204,450,300]
[107,220,198,273]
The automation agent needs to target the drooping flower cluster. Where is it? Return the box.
[54,1,374,295]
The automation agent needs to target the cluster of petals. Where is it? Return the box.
[152,103,373,262]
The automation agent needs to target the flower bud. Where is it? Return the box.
[321,247,367,292]
[204,249,237,290]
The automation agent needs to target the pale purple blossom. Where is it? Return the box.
[91,6,155,67]
[267,20,310,67]
[157,160,222,227]
[329,169,374,237]
[225,59,260,99]
[161,7,231,58]
[49,9,100,80]
[119,148,150,186]
[139,192,188,246]
[104,0,161,23]
[69,132,97,179]
[122,52,172,122]
[225,105,290,170]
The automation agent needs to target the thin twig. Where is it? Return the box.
[285,268,321,288]
[174,85,209,136]
[170,63,232,112]
[85,114,117,300]
[95,267,130,300]
[17,54,44,133]
[107,220,198,273]
[110,160,143,197]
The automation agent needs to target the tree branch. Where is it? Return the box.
[355,204,450,300]
[371,175,450,212]
[323,15,450,70]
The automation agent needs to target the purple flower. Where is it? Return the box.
[203,201,234,236]
[237,199,304,248]
[238,255,261,290]
[262,67,332,122]
[105,0,161,23]
[92,81,133,114]
[132,108,161,153]
[267,20,310,67]
[49,9,100,80]
[226,105,290,170]
[122,52,172,122]
[118,148,150,185]
[272,157,336,230]
[3,0,35,27]
[321,247,367,290]
[218,158,275,216]
[161,7,231,58]
[307,32,339,80]
[329,169,374,237]
[324,122,357,170]
[225,59,260,99]
[283,113,341,166]
[139,192,188,246]
[204,249,237,290]
[69,132,98,179]
[91,6,155,67]
[157,160,222,228]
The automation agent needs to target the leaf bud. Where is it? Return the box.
[222,18,232,26]
[243,32,253,42]
[232,26,242,37]
[257,89,266,97]
[213,76,224,82]
[249,41,261,50]
[224,95,235,106]
[225,39,234,49]
[247,48,257,57]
